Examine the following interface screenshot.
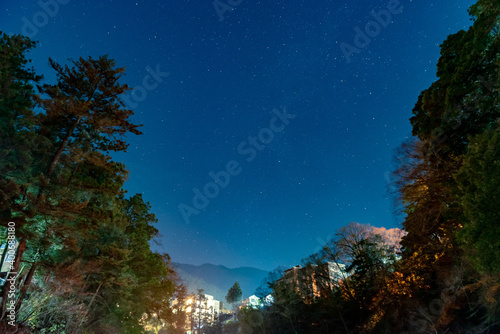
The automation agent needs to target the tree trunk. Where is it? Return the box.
[68,161,81,183]
[46,115,82,179]
[35,115,83,204]
[79,282,102,328]
[15,262,37,314]
[336,304,348,333]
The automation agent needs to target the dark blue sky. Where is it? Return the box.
[2,0,475,271]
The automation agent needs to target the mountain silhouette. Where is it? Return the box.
[173,263,269,303]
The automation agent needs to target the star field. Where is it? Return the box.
[1,0,476,271]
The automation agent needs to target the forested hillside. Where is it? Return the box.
[174,263,268,302]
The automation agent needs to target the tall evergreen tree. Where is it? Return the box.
[0,32,186,332]
[0,32,42,323]
[226,281,243,309]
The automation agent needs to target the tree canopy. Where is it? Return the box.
[0,31,185,333]
[226,281,242,305]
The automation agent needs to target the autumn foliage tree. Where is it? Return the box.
[389,0,500,331]
[227,1,500,333]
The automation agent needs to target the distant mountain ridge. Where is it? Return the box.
[173,263,269,302]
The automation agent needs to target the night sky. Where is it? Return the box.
[2,0,475,271]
